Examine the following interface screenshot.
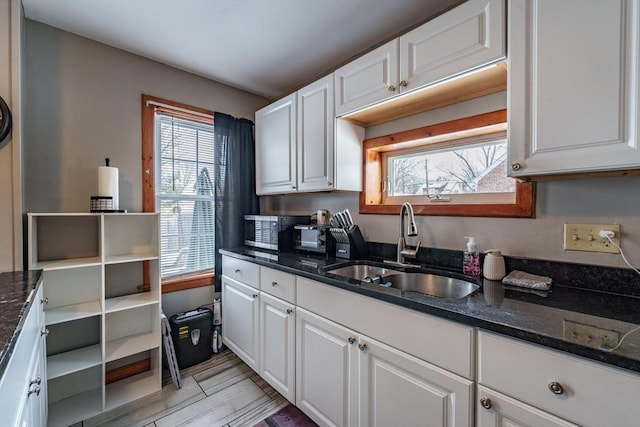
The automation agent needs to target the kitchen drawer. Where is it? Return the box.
[260,267,296,304]
[222,256,259,288]
[478,331,640,427]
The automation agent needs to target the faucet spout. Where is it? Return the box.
[397,202,420,264]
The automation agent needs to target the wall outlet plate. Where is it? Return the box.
[563,320,620,349]
[563,223,621,253]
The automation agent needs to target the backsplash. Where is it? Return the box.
[366,242,640,298]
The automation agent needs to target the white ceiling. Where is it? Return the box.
[22,0,461,99]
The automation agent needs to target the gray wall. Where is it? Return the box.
[23,20,270,313]
[24,20,270,213]
[263,92,640,270]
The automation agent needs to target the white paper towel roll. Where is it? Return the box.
[98,166,119,209]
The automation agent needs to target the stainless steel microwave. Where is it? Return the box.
[244,215,309,251]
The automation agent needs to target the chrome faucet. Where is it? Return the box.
[397,202,421,264]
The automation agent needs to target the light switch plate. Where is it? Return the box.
[563,223,621,253]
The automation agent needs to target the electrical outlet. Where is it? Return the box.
[563,320,620,349]
[563,223,621,253]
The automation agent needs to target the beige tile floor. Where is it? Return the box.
[82,350,288,427]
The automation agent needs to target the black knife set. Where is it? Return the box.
[329,209,368,259]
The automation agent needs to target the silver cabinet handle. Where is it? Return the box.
[348,337,356,344]
[41,297,48,305]
[511,163,522,171]
[388,85,396,92]
[358,343,367,351]
[28,385,41,396]
[235,269,240,273]
[252,294,258,298]
[292,185,296,189]
[399,80,408,88]
[29,376,41,386]
[327,182,333,186]
[548,381,564,395]
[271,281,278,286]
[41,327,49,337]
[286,309,293,315]
[480,397,492,409]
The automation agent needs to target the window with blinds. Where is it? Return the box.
[155,113,215,279]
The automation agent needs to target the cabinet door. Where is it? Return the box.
[297,75,335,192]
[334,40,399,116]
[222,276,260,371]
[296,308,358,427]
[259,292,295,403]
[400,0,505,93]
[477,386,579,427]
[359,337,473,427]
[255,93,297,194]
[508,0,640,177]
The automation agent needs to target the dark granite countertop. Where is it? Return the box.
[0,270,43,379]
[221,248,640,374]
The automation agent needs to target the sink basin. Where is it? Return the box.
[383,273,479,299]
[325,261,479,299]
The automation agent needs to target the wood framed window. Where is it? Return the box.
[360,110,535,217]
[142,94,216,293]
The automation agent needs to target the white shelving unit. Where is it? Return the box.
[28,212,161,427]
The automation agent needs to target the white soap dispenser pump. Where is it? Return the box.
[483,250,506,281]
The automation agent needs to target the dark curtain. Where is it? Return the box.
[214,112,259,291]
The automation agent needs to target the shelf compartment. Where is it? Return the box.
[105,331,159,362]
[103,214,159,260]
[105,348,161,410]
[47,365,103,427]
[47,344,102,380]
[48,387,103,427]
[28,214,100,269]
[45,300,102,325]
[41,266,102,311]
[105,291,160,313]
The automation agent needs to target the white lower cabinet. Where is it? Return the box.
[221,275,260,372]
[296,308,358,427]
[296,307,472,427]
[259,292,295,403]
[476,386,579,427]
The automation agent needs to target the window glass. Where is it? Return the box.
[156,114,215,278]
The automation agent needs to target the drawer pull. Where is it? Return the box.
[548,381,564,395]
[235,269,241,273]
[271,281,278,286]
[358,343,367,351]
[286,308,293,314]
[480,397,492,409]
[252,294,258,298]
[41,327,49,337]
[348,337,356,344]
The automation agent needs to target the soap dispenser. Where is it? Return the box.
[463,236,481,276]
[483,250,506,281]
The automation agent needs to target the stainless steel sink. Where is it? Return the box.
[383,273,479,299]
[325,262,479,299]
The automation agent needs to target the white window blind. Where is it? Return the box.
[155,113,215,278]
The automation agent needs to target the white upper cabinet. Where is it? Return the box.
[508,0,640,177]
[334,40,400,116]
[334,0,505,116]
[399,0,505,93]
[297,75,335,192]
[256,77,364,196]
[255,93,297,194]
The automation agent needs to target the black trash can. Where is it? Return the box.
[169,308,213,369]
